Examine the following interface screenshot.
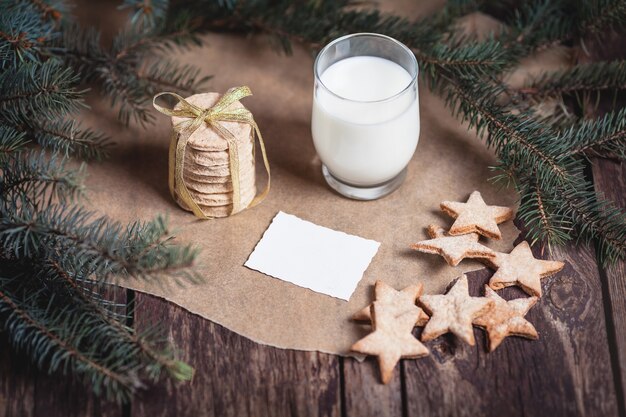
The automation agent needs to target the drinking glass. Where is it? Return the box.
[311,33,420,200]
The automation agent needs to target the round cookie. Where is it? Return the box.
[184,145,255,171]
[183,155,255,177]
[187,182,256,206]
[184,168,255,194]
[171,92,253,152]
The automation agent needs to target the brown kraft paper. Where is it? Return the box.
[81,5,569,356]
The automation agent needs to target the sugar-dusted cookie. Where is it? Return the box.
[419,275,493,345]
[474,286,538,351]
[410,225,496,266]
[352,280,429,326]
[440,191,513,239]
[488,241,564,297]
[351,302,429,384]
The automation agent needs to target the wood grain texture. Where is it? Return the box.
[0,336,34,417]
[402,247,619,417]
[592,158,626,409]
[342,356,403,417]
[131,292,341,417]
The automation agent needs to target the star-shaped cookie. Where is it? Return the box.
[474,286,539,351]
[351,302,429,384]
[419,275,493,345]
[488,241,565,297]
[440,191,513,239]
[410,225,496,266]
[352,280,429,326]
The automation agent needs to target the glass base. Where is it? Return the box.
[322,165,407,201]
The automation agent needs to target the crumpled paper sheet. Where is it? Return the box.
[81,4,569,356]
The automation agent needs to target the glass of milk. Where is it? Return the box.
[312,33,420,200]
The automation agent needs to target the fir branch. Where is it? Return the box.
[498,0,575,52]
[45,258,194,382]
[0,284,143,403]
[557,108,626,159]
[0,60,86,119]
[439,75,574,188]
[577,0,626,39]
[520,61,626,102]
[0,204,199,283]
[0,2,54,68]
[0,151,84,206]
[0,125,30,159]
[551,182,626,264]
[119,0,169,31]
[137,58,211,95]
[29,119,113,161]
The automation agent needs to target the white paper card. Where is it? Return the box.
[245,211,380,301]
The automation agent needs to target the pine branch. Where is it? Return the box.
[0,60,86,119]
[557,108,626,159]
[551,181,626,264]
[29,119,113,161]
[56,23,208,126]
[577,0,626,39]
[0,203,199,282]
[45,258,194,381]
[0,283,143,403]
[137,58,211,95]
[497,0,575,52]
[520,61,626,103]
[0,151,84,206]
[0,125,30,159]
[516,181,572,250]
[0,2,54,68]
[119,0,169,31]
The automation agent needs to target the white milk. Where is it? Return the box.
[312,56,420,186]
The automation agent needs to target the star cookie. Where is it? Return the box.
[351,302,429,384]
[474,286,539,351]
[410,225,496,266]
[419,275,493,345]
[440,191,513,239]
[488,241,564,297]
[352,280,429,326]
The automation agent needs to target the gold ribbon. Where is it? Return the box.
[153,86,271,219]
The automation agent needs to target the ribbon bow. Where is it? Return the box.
[153,86,271,219]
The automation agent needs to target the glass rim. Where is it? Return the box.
[314,32,419,104]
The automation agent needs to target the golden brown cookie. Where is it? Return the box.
[410,225,496,266]
[352,280,429,326]
[185,139,254,167]
[419,275,493,345]
[184,168,255,194]
[186,185,256,206]
[172,92,253,152]
[440,191,513,239]
[488,241,564,297]
[474,286,538,351]
[351,302,429,384]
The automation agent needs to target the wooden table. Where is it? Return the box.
[2,1,626,411]
[1,157,624,417]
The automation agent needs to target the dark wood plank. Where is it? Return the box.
[131,293,341,417]
[592,158,626,411]
[342,356,403,417]
[0,336,35,417]
[402,246,619,417]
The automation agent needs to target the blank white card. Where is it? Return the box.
[244,211,380,301]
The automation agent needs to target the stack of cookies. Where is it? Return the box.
[171,93,257,218]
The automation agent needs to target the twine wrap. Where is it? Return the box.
[153,86,271,219]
